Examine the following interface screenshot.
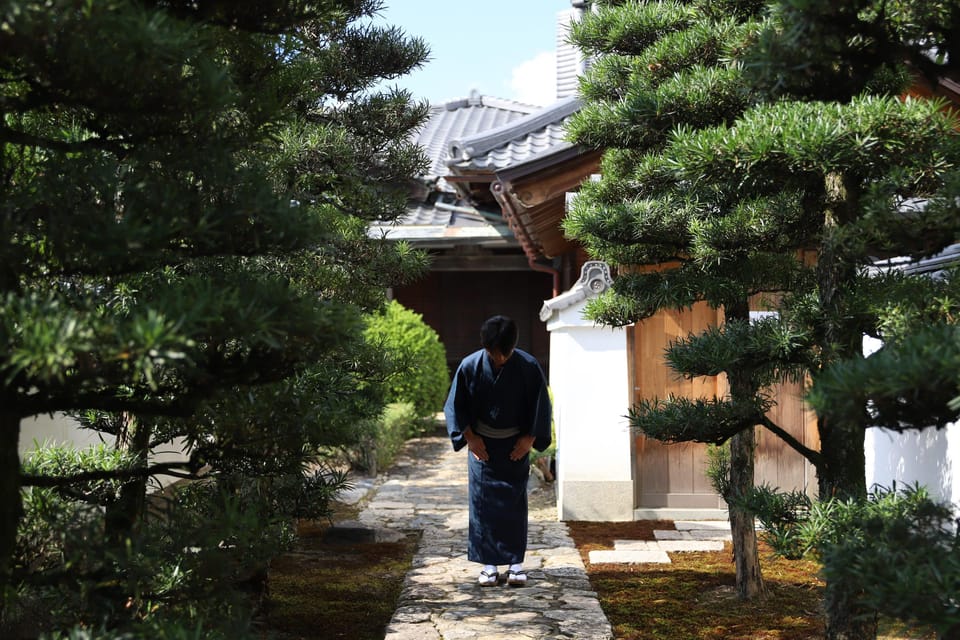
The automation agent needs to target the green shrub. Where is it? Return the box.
[346,401,419,474]
[364,300,448,420]
[740,482,960,635]
[8,441,347,638]
[804,484,960,636]
[738,484,813,559]
[530,386,557,461]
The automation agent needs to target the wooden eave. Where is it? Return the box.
[493,148,603,259]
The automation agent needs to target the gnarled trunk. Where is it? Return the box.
[729,428,764,599]
[725,299,765,599]
[104,414,150,546]
[816,175,875,639]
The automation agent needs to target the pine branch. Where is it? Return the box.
[20,459,202,488]
[759,415,823,467]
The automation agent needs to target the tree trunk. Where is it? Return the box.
[0,412,23,597]
[104,414,149,545]
[725,298,765,599]
[816,175,875,639]
[819,416,876,639]
[824,577,878,640]
[728,428,765,599]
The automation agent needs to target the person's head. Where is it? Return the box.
[480,315,518,366]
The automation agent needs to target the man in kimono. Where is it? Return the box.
[443,315,552,587]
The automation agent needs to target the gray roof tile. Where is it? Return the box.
[413,92,538,181]
[447,96,582,172]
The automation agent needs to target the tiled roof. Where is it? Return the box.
[896,243,960,275]
[447,96,582,173]
[370,193,514,245]
[369,93,536,244]
[413,92,538,183]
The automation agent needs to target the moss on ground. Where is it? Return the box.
[567,520,936,640]
[262,504,935,639]
[263,525,419,640]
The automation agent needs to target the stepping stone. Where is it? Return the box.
[686,530,732,541]
[653,530,690,541]
[674,520,729,530]
[588,549,671,564]
[612,540,661,551]
[657,540,725,552]
[653,529,731,542]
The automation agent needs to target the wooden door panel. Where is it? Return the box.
[631,302,819,510]
[633,303,725,509]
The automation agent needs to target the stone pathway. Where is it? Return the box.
[344,435,614,640]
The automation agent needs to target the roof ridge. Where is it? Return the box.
[434,91,540,114]
[448,96,582,162]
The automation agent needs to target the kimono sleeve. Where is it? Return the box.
[528,364,553,453]
[443,362,472,452]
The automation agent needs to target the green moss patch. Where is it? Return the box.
[263,530,419,639]
[567,520,936,640]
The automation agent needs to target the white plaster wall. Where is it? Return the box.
[546,291,633,520]
[19,413,100,456]
[866,425,957,504]
[862,335,960,506]
[549,326,631,483]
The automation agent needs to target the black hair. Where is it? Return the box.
[480,315,518,354]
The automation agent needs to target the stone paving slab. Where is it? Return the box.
[675,520,729,530]
[588,548,671,564]
[612,540,661,551]
[654,529,732,541]
[657,539,725,552]
[355,435,614,640]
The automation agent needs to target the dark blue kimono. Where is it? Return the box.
[444,348,552,566]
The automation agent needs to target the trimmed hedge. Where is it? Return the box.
[364,300,448,420]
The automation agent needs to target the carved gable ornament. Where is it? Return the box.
[539,260,613,324]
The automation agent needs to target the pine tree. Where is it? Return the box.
[567,0,775,601]
[0,0,429,600]
[568,1,960,637]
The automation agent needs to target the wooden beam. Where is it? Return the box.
[507,152,602,209]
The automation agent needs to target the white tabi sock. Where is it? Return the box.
[508,563,523,573]
[483,564,497,575]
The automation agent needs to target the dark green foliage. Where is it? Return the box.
[39,622,242,640]
[345,401,422,474]
[364,300,448,421]
[704,442,731,497]
[755,483,960,635]
[0,0,432,633]
[746,0,958,100]
[738,484,814,559]
[811,485,960,637]
[629,394,768,445]
[12,442,349,635]
[569,0,960,633]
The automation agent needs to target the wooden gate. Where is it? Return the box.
[629,304,819,510]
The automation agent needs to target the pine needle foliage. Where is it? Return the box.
[569,0,960,634]
[0,0,431,631]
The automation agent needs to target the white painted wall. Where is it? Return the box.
[546,294,633,520]
[866,425,958,504]
[548,324,631,481]
[862,336,960,506]
[19,413,100,456]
